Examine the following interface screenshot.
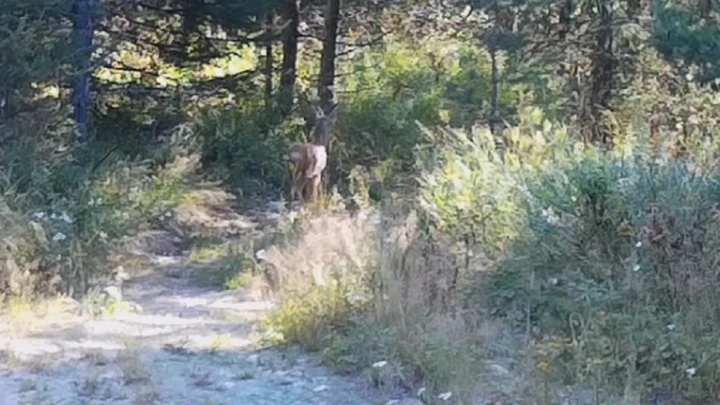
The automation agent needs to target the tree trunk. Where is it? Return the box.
[279,0,299,117]
[588,0,615,146]
[71,0,95,144]
[265,41,273,110]
[264,14,274,113]
[489,45,500,138]
[318,0,341,112]
[488,0,503,151]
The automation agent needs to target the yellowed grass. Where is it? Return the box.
[262,205,496,399]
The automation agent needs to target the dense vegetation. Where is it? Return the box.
[3,0,720,402]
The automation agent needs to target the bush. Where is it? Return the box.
[414,108,720,402]
[490,156,720,401]
[197,105,304,196]
[260,204,489,401]
[0,108,194,298]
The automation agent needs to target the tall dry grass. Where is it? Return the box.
[260,204,503,402]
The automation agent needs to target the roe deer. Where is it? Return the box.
[288,104,338,204]
[289,143,327,202]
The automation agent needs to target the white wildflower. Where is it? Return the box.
[438,392,453,401]
[52,232,67,242]
[550,277,558,285]
[60,212,72,224]
[346,294,365,305]
[417,387,427,397]
[686,367,697,377]
[103,285,122,301]
[635,241,642,248]
[372,361,388,369]
[31,211,45,219]
[633,264,641,272]
[541,207,560,225]
[99,231,108,240]
[667,323,676,331]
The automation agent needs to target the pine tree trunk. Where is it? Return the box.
[264,13,274,114]
[279,0,299,118]
[318,0,340,114]
[589,0,615,146]
[71,0,95,144]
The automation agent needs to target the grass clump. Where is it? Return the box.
[260,205,488,401]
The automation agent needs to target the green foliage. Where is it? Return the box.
[416,108,720,401]
[197,105,304,195]
[333,36,530,192]
[0,0,70,96]
[492,155,720,397]
[653,1,720,83]
[0,105,193,297]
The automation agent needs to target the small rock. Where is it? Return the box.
[267,201,285,213]
[489,363,510,376]
[313,384,329,392]
[277,377,295,386]
[392,399,424,405]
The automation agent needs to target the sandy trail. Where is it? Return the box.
[0,261,402,405]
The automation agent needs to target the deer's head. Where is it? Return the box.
[311,104,339,147]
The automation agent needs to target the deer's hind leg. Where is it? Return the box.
[289,166,305,204]
[307,174,323,202]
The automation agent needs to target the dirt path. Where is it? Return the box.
[0,258,407,405]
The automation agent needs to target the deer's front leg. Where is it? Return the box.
[309,174,322,202]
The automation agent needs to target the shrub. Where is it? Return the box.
[414,108,720,402]
[261,205,489,401]
[0,109,194,298]
[197,105,304,195]
[490,156,720,401]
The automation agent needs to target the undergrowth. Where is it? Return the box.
[260,106,720,404]
[0,106,197,300]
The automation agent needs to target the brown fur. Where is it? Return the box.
[288,104,338,204]
[289,143,327,203]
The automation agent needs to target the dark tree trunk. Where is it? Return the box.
[488,0,503,151]
[265,41,273,110]
[489,44,500,137]
[71,0,95,145]
[559,0,574,41]
[264,15,274,113]
[318,0,341,113]
[279,0,299,117]
[588,0,615,146]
